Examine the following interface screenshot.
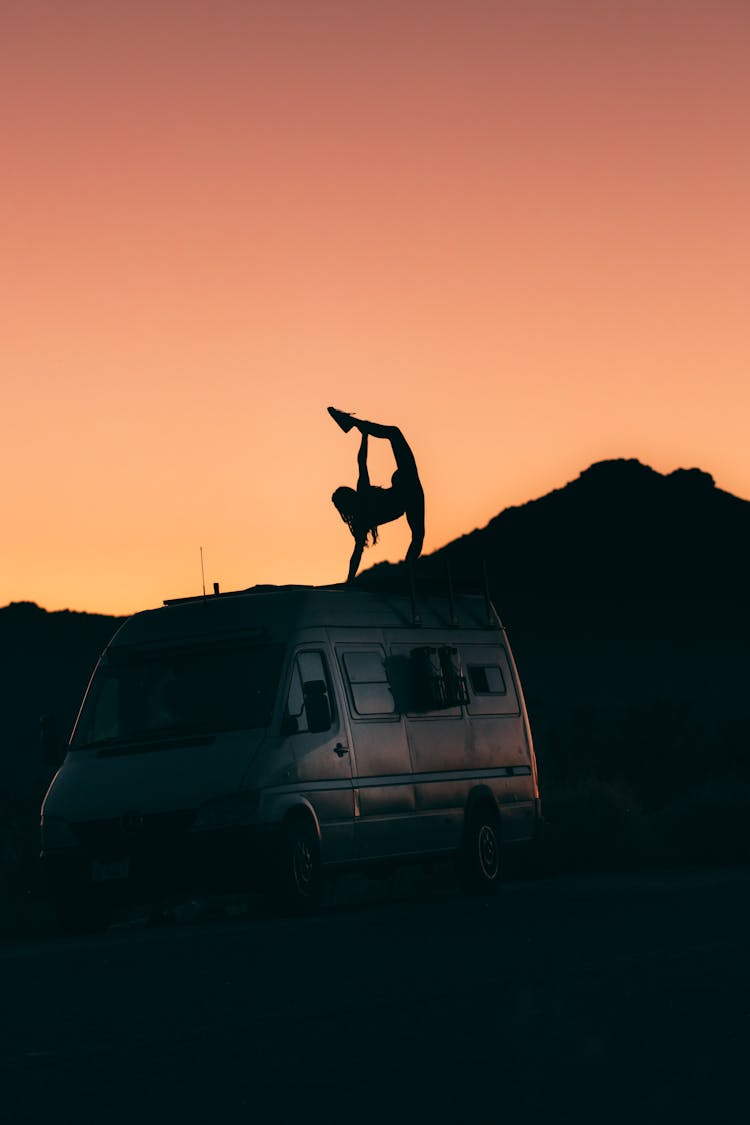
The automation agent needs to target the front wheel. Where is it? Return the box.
[54,888,112,935]
[457,805,502,896]
[272,818,323,914]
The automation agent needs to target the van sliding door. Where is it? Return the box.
[389,643,466,855]
[336,645,417,861]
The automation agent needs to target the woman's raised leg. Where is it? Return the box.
[328,408,417,479]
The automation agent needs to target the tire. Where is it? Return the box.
[54,888,112,935]
[457,804,502,896]
[273,817,323,914]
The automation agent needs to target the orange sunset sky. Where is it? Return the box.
[3,0,749,616]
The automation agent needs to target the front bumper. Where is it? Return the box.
[41,819,281,905]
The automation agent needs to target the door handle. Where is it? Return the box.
[333,743,349,757]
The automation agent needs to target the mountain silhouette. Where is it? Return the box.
[1,458,748,893]
[356,458,750,868]
[356,458,749,599]
[0,603,124,899]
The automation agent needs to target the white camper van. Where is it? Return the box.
[41,585,541,932]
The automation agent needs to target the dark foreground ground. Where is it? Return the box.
[2,865,749,1124]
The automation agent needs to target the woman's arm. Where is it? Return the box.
[346,537,366,583]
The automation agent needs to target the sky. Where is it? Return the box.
[2,0,749,615]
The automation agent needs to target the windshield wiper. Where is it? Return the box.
[95,733,216,757]
[75,727,186,750]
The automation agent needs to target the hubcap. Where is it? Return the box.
[477,824,499,880]
[293,837,314,894]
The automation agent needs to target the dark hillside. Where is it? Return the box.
[0,601,123,761]
[358,460,750,869]
[0,603,123,896]
[362,459,749,600]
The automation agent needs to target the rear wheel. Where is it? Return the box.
[457,804,502,896]
[273,817,323,914]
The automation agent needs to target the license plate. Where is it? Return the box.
[92,857,130,882]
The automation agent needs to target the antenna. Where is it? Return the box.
[200,547,206,597]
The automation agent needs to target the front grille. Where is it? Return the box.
[72,809,197,858]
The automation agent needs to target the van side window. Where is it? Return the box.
[285,651,334,734]
[341,650,395,716]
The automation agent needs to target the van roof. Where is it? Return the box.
[111,585,500,648]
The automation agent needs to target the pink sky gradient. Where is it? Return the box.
[2,1,748,613]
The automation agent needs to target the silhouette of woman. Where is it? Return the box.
[329,408,425,583]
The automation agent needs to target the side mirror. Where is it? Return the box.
[303,680,332,734]
[40,715,66,768]
[280,713,299,736]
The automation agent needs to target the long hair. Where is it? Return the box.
[332,487,378,547]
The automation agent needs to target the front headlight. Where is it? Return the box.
[40,815,77,850]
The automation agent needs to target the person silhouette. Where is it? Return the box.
[329,408,425,583]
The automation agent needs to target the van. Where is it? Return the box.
[41,584,541,932]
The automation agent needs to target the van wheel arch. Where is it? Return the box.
[458,790,502,896]
[271,806,323,914]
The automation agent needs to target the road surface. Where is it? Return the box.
[2,866,749,1123]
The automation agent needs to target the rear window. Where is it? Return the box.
[71,641,285,748]
[467,664,507,695]
[461,644,520,716]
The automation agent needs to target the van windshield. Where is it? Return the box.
[71,641,285,748]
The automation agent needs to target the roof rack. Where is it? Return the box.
[162,582,319,607]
